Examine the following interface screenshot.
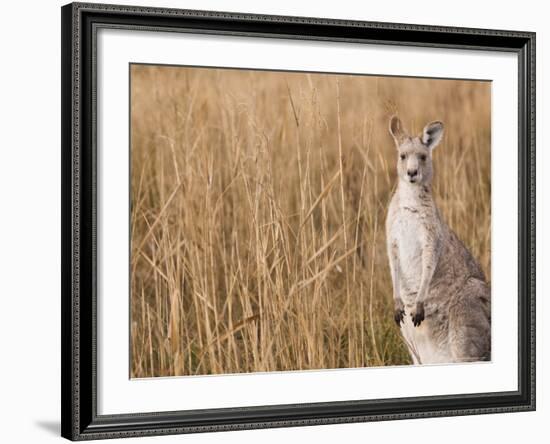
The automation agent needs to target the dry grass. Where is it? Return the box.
[130,65,491,378]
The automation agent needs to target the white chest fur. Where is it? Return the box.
[387,190,451,364]
[390,208,423,301]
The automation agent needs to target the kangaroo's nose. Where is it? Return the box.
[407,169,418,178]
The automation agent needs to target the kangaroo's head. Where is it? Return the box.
[389,115,444,187]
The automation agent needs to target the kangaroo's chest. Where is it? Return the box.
[394,213,423,263]
[390,209,424,291]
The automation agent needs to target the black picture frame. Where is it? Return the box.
[61,2,536,440]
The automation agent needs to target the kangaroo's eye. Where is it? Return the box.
[400,154,406,160]
[420,154,427,161]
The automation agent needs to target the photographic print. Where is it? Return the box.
[129,65,491,378]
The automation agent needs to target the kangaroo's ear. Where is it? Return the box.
[389,115,407,146]
[422,121,444,150]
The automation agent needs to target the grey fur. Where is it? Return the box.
[386,116,491,364]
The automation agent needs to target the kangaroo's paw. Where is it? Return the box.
[394,308,405,326]
[411,302,425,327]
[394,298,405,326]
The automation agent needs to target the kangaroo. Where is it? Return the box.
[385,116,491,364]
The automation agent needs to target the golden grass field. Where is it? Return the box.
[130,64,491,378]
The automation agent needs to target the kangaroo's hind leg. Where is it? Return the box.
[448,278,491,363]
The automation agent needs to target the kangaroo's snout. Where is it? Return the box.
[407,169,418,178]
